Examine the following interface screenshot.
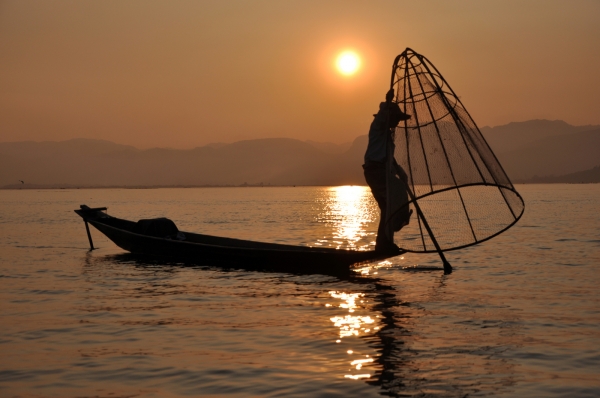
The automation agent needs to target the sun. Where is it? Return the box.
[336,51,361,76]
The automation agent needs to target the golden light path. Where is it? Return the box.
[316,186,374,251]
[336,50,361,76]
[318,186,401,380]
[327,290,380,380]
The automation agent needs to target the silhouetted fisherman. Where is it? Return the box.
[363,89,411,252]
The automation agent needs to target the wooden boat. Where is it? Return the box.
[74,205,403,276]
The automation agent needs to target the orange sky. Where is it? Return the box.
[1,0,599,148]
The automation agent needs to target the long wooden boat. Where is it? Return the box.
[74,205,403,275]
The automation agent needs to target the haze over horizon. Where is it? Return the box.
[1,0,599,149]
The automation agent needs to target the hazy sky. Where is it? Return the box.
[1,0,599,148]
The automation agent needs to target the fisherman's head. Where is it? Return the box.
[378,101,411,128]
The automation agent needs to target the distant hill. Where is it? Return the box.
[478,120,600,182]
[480,119,600,153]
[0,137,368,187]
[487,127,600,181]
[305,140,352,154]
[522,166,600,184]
[2,119,599,187]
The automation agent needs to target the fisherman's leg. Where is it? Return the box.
[376,206,389,247]
[363,162,395,250]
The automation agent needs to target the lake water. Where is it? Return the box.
[1,184,599,397]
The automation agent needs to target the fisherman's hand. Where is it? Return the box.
[385,88,395,102]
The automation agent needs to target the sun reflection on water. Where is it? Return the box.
[351,358,374,370]
[316,186,377,250]
[330,313,375,337]
[327,289,381,381]
[344,374,371,380]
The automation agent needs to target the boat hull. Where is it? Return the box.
[76,206,402,276]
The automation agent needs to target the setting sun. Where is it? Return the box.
[336,51,361,76]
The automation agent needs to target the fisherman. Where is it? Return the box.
[363,89,411,252]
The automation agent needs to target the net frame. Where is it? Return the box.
[386,48,525,253]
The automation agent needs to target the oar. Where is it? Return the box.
[391,162,452,274]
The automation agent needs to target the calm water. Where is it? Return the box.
[1,185,599,397]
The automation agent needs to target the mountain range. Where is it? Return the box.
[480,120,600,182]
[1,120,599,188]
[0,136,368,187]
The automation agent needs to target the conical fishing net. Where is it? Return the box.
[386,48,524,253]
